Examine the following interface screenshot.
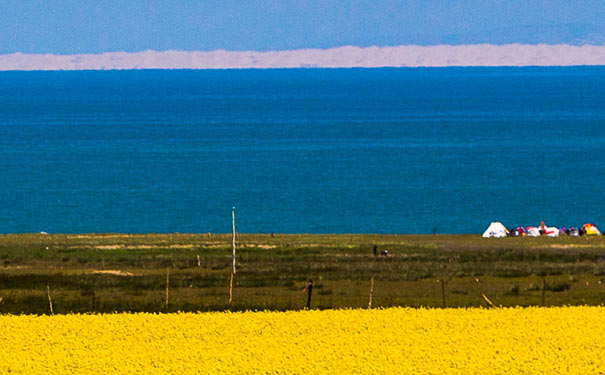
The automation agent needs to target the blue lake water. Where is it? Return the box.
[0,67,604,234]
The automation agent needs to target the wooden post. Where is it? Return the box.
[482,293,495,308]
[368,276,375,308]
[441,279,446,308]
[165,268,170,310]
[197,254,201,267]
[228,270,234,305]
[542,277,546,307]
[47,285,54,315]
[232,207,236,275]
[228,207,236,306]
[91,291,96,312]
[306,280,313,309]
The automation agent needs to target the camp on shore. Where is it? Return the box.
[482,221,601,238]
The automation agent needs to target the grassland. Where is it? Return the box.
[1,233,604,314]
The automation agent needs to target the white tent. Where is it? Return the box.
[543,227,560,237]
[482,222,509,238]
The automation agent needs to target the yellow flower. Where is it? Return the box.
[1,307,604,374]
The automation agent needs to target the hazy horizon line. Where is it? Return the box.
[2,44,605,70]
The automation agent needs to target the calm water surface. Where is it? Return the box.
[0,67,604,233]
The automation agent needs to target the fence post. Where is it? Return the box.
[368,276,375,308]
[441,279,446,308]
[482,293,495,308]
[47,285,54,315]
[542,276,546,307]
[306,280,313,309]
[91,291,96,312]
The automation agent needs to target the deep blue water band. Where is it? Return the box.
[1,67,604,233]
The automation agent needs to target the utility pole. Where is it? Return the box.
[227,206,235,305]
[232,206,236,275]
[228,206,236,305]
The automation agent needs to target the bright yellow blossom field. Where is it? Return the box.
[1,307,604,374]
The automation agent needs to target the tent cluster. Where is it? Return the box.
[482,221,601,238]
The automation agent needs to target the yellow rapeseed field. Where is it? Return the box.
[1,307,604,374]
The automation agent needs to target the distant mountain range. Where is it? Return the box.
[1,44,605,70]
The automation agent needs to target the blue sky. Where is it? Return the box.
[1,0,604,54]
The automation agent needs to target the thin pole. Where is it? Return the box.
[306,280,313,309]
[482,293,495,308]
[368,276,375,309]
[47,285,54,315]
[228,270,234,305]
[441,279,446,308]
[232,207,236,275]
